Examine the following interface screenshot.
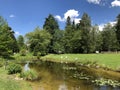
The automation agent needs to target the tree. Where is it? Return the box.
[17,35,25,50]
[63,16,75,53]
[70,30,82,53]
[116,14,120,49]
[89,25,102,52]
[0,16,19,58]
[25,27,51,55]
[102,23,118,51]
[43,14,59,53]
[79,13,91,53]
[8,27,19,53]
[43,14,59,35]
[52,30,65,54]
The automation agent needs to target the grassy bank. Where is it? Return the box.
[41,54,120,69]
[0,67,32,90]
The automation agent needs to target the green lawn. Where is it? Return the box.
[0,67,32,90]
[42,54,120,69]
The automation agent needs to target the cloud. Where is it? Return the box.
[15,31,20,35]
[55,15,65,22]
[9,14,15,18]
[98,24,105,31]
[87,0,101,4]
[111,0,120,7]
[98,21,117,31]
[64,9,79,19]
[109,21,117,26]
[55,9,81,24]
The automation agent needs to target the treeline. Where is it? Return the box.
[25,13,120,55]
[0,13,120,57]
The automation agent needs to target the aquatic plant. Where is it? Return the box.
[20,69,39,81]
[92,78,120,87]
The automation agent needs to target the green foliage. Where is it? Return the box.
[25,27,51,55]
[43,14,59,35]
[116,14,120,49]
[17,35,25,51]
[64,16,75,53]
[0,16,19,58]
[20,69,38,81]
[37,52,41,59]
[7,63,22,74]
[20,49,26,56]
[102,23,118,51]
[43,14,60,53]
[79,13,91,53]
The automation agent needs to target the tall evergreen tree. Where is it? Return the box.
[43,14,59,35]
[7,27,19,53]
[63,16,75,53]
[43,14,59,53]
[0,16,19,58]
[79,13,91,53]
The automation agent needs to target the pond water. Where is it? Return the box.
[25,61,120,90]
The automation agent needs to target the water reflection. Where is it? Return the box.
[59,83,68,90]
[24,61,30,71]
[26,61,120,90]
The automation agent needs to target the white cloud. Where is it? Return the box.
[109,21,117,26]
[55,15,65,22]
[64,9,79,19]
[111,0,120,7]
[9,14,15,18]
[87,0,101,4]
[55,9,81,24]
[74,18,81,24]
[98,21,117,31]
[98,24,105,31]
[15,31,20,35]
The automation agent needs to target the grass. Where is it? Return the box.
[12,53,37,63]
[41,54,120,69]
[0,67,32,90]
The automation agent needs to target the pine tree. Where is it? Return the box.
[43,14,59,53]
[79,13,91,53]
[0,16,19,58]
[63,16,74,53]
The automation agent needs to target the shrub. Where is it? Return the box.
[37,52,41,59]
[7,63,22,74]
[20,49,26,56]
[20,69,38,81]
[40,51,46,56]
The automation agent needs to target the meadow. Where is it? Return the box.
[0,67,32,90]
[41,53,120,69]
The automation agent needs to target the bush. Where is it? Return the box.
[20,49,26,56]
[40,51,46,56]
[7,63,22,74]
[20,69,38,81]
[37,52,41,59]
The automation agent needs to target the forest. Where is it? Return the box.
[0,13,120,58]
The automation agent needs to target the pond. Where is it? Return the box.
[25,61,120,90]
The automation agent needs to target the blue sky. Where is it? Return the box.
[0,0,120,36]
